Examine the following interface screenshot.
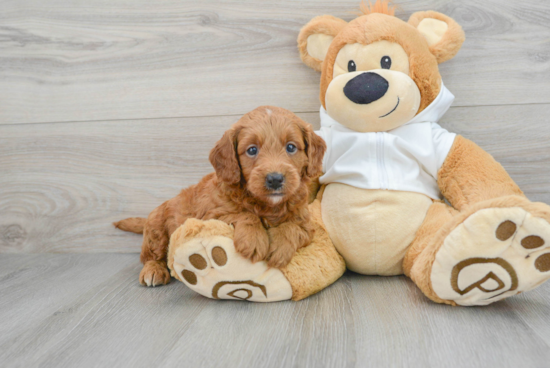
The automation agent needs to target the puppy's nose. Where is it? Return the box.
[265,173,284,190]
[344,72,389,104]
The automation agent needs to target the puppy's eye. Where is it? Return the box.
[286,143,297,154]
[246,146,258,157]
[348,60,356,72]
[381,56,392,69]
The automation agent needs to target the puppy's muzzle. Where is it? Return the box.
[343,72,389,104]
[265,172,284,190]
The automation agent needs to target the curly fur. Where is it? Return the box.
[115,106,326,286]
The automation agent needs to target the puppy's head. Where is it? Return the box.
[209,106,326,205]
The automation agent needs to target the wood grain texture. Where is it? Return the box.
[0,254,549,368]
[2,1,550,366]
[0,254,136,347]
[349,275,550,367]
[1,0,550,124]
[1,104,549,253]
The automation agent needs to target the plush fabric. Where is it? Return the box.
[417,18,448,47]
[280,199,346,300]
[408,195,550,306]
[289,1,550,306]
[403,201,458,277]
[306,34,335,62]
[168,218,294,302]
[438,135,526,210]
[321,185,432,275]
[316,84,456,199]
[166,201,346,302]
[297,15,348,72]
[317,13,443,114]
[408,11,466,64]
[324,66,421,132]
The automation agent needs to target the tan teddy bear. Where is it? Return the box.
[167,1,550,306]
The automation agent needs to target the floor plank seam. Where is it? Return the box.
[2,102,550,127]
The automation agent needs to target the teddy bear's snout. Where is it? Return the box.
[343,72,389,104]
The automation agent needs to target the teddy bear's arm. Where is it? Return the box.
[280,199,346,300]
[437,135,525,211]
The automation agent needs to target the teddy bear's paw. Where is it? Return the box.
[171,233,293,302]
[431,207,550,306]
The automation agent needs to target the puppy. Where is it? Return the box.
[114,106,326,286]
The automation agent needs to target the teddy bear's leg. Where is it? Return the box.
[168,199,346,302]
[406,197,550,306]
[402,201,458,283]
[405,136,550,306]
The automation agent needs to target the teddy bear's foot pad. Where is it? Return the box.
[171,235,292,302]
[431,207,550,306]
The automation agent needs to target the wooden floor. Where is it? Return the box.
[1,0,550,367]
[0,254,549,368]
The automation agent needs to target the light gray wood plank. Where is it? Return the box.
[1,104,549,253]
[0,254,136,347]
[0,254,42,277]
[1,0,550,124]
[160,278,355,368]
[1,255,549,368]
[349,275,550,368]
[508,281,550,347]
[0,256,211,368]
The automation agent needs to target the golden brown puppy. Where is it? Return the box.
[115,106,326,287]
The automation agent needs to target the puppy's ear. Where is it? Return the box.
[209,128,241,185]
[297,15,347,72]
[408,11,465,64]
[302,124,326,178]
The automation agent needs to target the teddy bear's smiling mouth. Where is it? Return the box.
[379,97,400,118]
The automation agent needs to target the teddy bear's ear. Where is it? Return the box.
[408,11,465,64]
[297,15,348,71]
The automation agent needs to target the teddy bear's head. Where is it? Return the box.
[298,1,465,132]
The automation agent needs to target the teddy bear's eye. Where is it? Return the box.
[348,60,356,72]
[381,56,392,69]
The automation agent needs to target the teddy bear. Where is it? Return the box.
[167,1,550,306]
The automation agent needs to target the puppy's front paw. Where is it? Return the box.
[234,227,269,263]
[266,225,309,268]
[139,260,171,287]
[266,243,295,268]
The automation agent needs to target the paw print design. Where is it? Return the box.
[168,219,292,302]
[431,206,550,306]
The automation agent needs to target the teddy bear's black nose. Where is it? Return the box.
[343,72,389,104]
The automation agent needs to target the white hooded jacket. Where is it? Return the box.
[315,83,456,200]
